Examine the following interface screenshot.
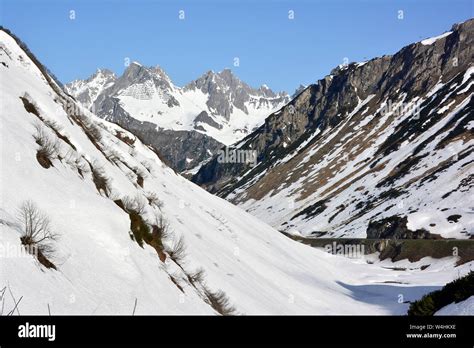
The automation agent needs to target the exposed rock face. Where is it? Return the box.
[95,96,223,172]
[366,216,435,239]
[194,111,222,130]
[193,19,474,239]
[184,69,288,121]
[66,69,116,109]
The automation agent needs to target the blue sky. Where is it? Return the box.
[0,0,472,93]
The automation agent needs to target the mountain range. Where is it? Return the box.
[65,64,289,172]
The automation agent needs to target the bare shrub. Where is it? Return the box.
[145,191,163,209]
[20,94,41,117]
[72,156,90,177]
[65,150,86,175]
[151,212,170,241]
[203,288,236,316]
[140,160,153,174]
[75,114,102,143]
[32,123,60,168]
[188,267,206,284]
[43,118,63,133]
[104,148,122,166]
[83,119,102,142]
[166,233,186,264]
[122,194,148,215]
[16,200,57,269]
[91,160,111,196]
[132,167,146,188]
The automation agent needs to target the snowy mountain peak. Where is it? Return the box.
[65,68,117,109]
[68,65,290,146]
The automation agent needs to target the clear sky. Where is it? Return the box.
[0,0,472,93]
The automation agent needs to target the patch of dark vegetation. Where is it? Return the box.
[375,154,428,188]
[447,214,462,223]
[169,274,184,293]
[19,96,40,117]
[114,131,135,146]
[366,216,441,240]
[379,188,405,200]
[328,204,345,224]
[32,123,60,169]
[42,118,77,151]
[113,199,127,213]
[408,271,474,316]
[291,199,328,221]
[128,211,152,248]
[36,149,53,168]
[187,267,206,285]
[434,100,473,150]
[17,200,57,270]
[166,234,186,264]
[23,95,76,148]
[309,231,328,237]
[122,195,168,261]
[76,115,103,146]
[132,168,144,188]
[148,214,169,262]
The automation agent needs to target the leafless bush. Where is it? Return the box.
[125,171,136,182]
[43,118,63,133]
[140,160,153,174]
[72,155,90,177]
[32,123,60,168]
[145,191,163,209]
[151,212,170,240]
[91,160,111,196]
[16,200,58,267]
[166,233,187,264]
[76,114,102,142]
[132,166,147,188]
[203,287,236,316]
[122,194,148,215]
[188,267,206,284]
[104,148,122,166]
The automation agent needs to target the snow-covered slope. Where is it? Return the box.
[435,296,474,315]
[194,19,474,240]
[1,29,472,315]
[66,65,289,146]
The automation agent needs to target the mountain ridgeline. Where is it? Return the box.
[193,19,474,239]
[66,64,289,172]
